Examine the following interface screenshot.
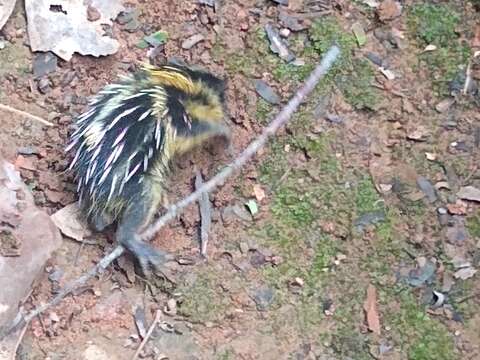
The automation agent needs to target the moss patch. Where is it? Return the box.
[386,290,457,360]
[466,213,480,238]
[407,3,471,96]
[177,269,232,323]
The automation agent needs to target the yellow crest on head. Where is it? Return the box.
[141,63,195,94]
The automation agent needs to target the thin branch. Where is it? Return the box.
[132,310,162,360]
[1,45,340,339]
[195,170,212,257]
[142,45,341,240]
[2,246,124,337]
[0,103,53,127]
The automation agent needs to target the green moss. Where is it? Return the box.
[355,176,384,215]
[256,98,274,125]
[408,4,460,47]
[271,185,316,228]
[330,326,370,359]
[420,45,470,96]
[309,17,380,109]
[309,17,356,68]
[0,42,31,78]
[466,213,480,238]
[338,59,380,110]
[178,270,231,323]
[272,62,314,82]
[216,350,235,360]
[407,3,471,96]
[387,290,457,360]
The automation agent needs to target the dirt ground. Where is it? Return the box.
[0,0,479,359]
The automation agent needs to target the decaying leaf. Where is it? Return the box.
[379,67,395,80]
[407,127,428,141]
[362,0,380,7]
[25,0,124,61]
[454,267,477,280]
[50,203,91,242]
[245,200,259,216]
[446,201,467,215]
[0,0,16,30]
[352,22,367,46]
[377,0,402,22]
[363,284,381,335]
[253,184,266,202]
[457,186,480,202]
[423,44,437,52]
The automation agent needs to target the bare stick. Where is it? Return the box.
[132,310,162,360]
[0,103,53,127]
[142,45,341,240]
[2,45,340,338]
[2,246,124,338]
[195,170,212,257]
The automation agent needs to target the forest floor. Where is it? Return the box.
[0,0,479,359]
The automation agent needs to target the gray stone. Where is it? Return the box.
[0,158,62,339]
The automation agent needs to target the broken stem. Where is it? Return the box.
[195,170,212,257]
[2,246,124,338]
[132,310,162,360]
[0,103,54,127]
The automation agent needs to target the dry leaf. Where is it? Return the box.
[446,201,467,215]
[15,155,36,171]
[454,267,477,280]
[407,127,428,141]
[253,184,266,202]
[362,0,380,7]
[423,44,437,52]
[377,0,402,21]
[288,0,303,11]
[0,0,16,30]
[379,67,395,80]
[364,284,381,335]
[457,186,480,202]
[473,24,480,48]
[25,0,123,61]
[425,152,437,161]
[51,203,91,241]
[434,181,450,190]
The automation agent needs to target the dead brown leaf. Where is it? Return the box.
[50,203,91,242]
[447,201,467,215]
[473,24,480,48]
[377,0,402,21]
[364,284,381,335]
[457,186,480,202]
[288,0,303,11]
[14,155,36,171]
[253,184,266,202]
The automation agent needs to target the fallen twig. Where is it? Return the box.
[2,45,340,339]
[463,51,480,95]
[142,45,341,240]
[132,310,162,360]
[0,103,53,127]
[195,170,212,257]
[2,246,124,337]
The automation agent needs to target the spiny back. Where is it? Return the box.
[66,68,177,217]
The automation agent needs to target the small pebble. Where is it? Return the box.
[279,28,290,38]
[254,79,280,104]
[365,52,383,66]
[437,207,447,215]
[182,34,205,49]
[37,78,51,94]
